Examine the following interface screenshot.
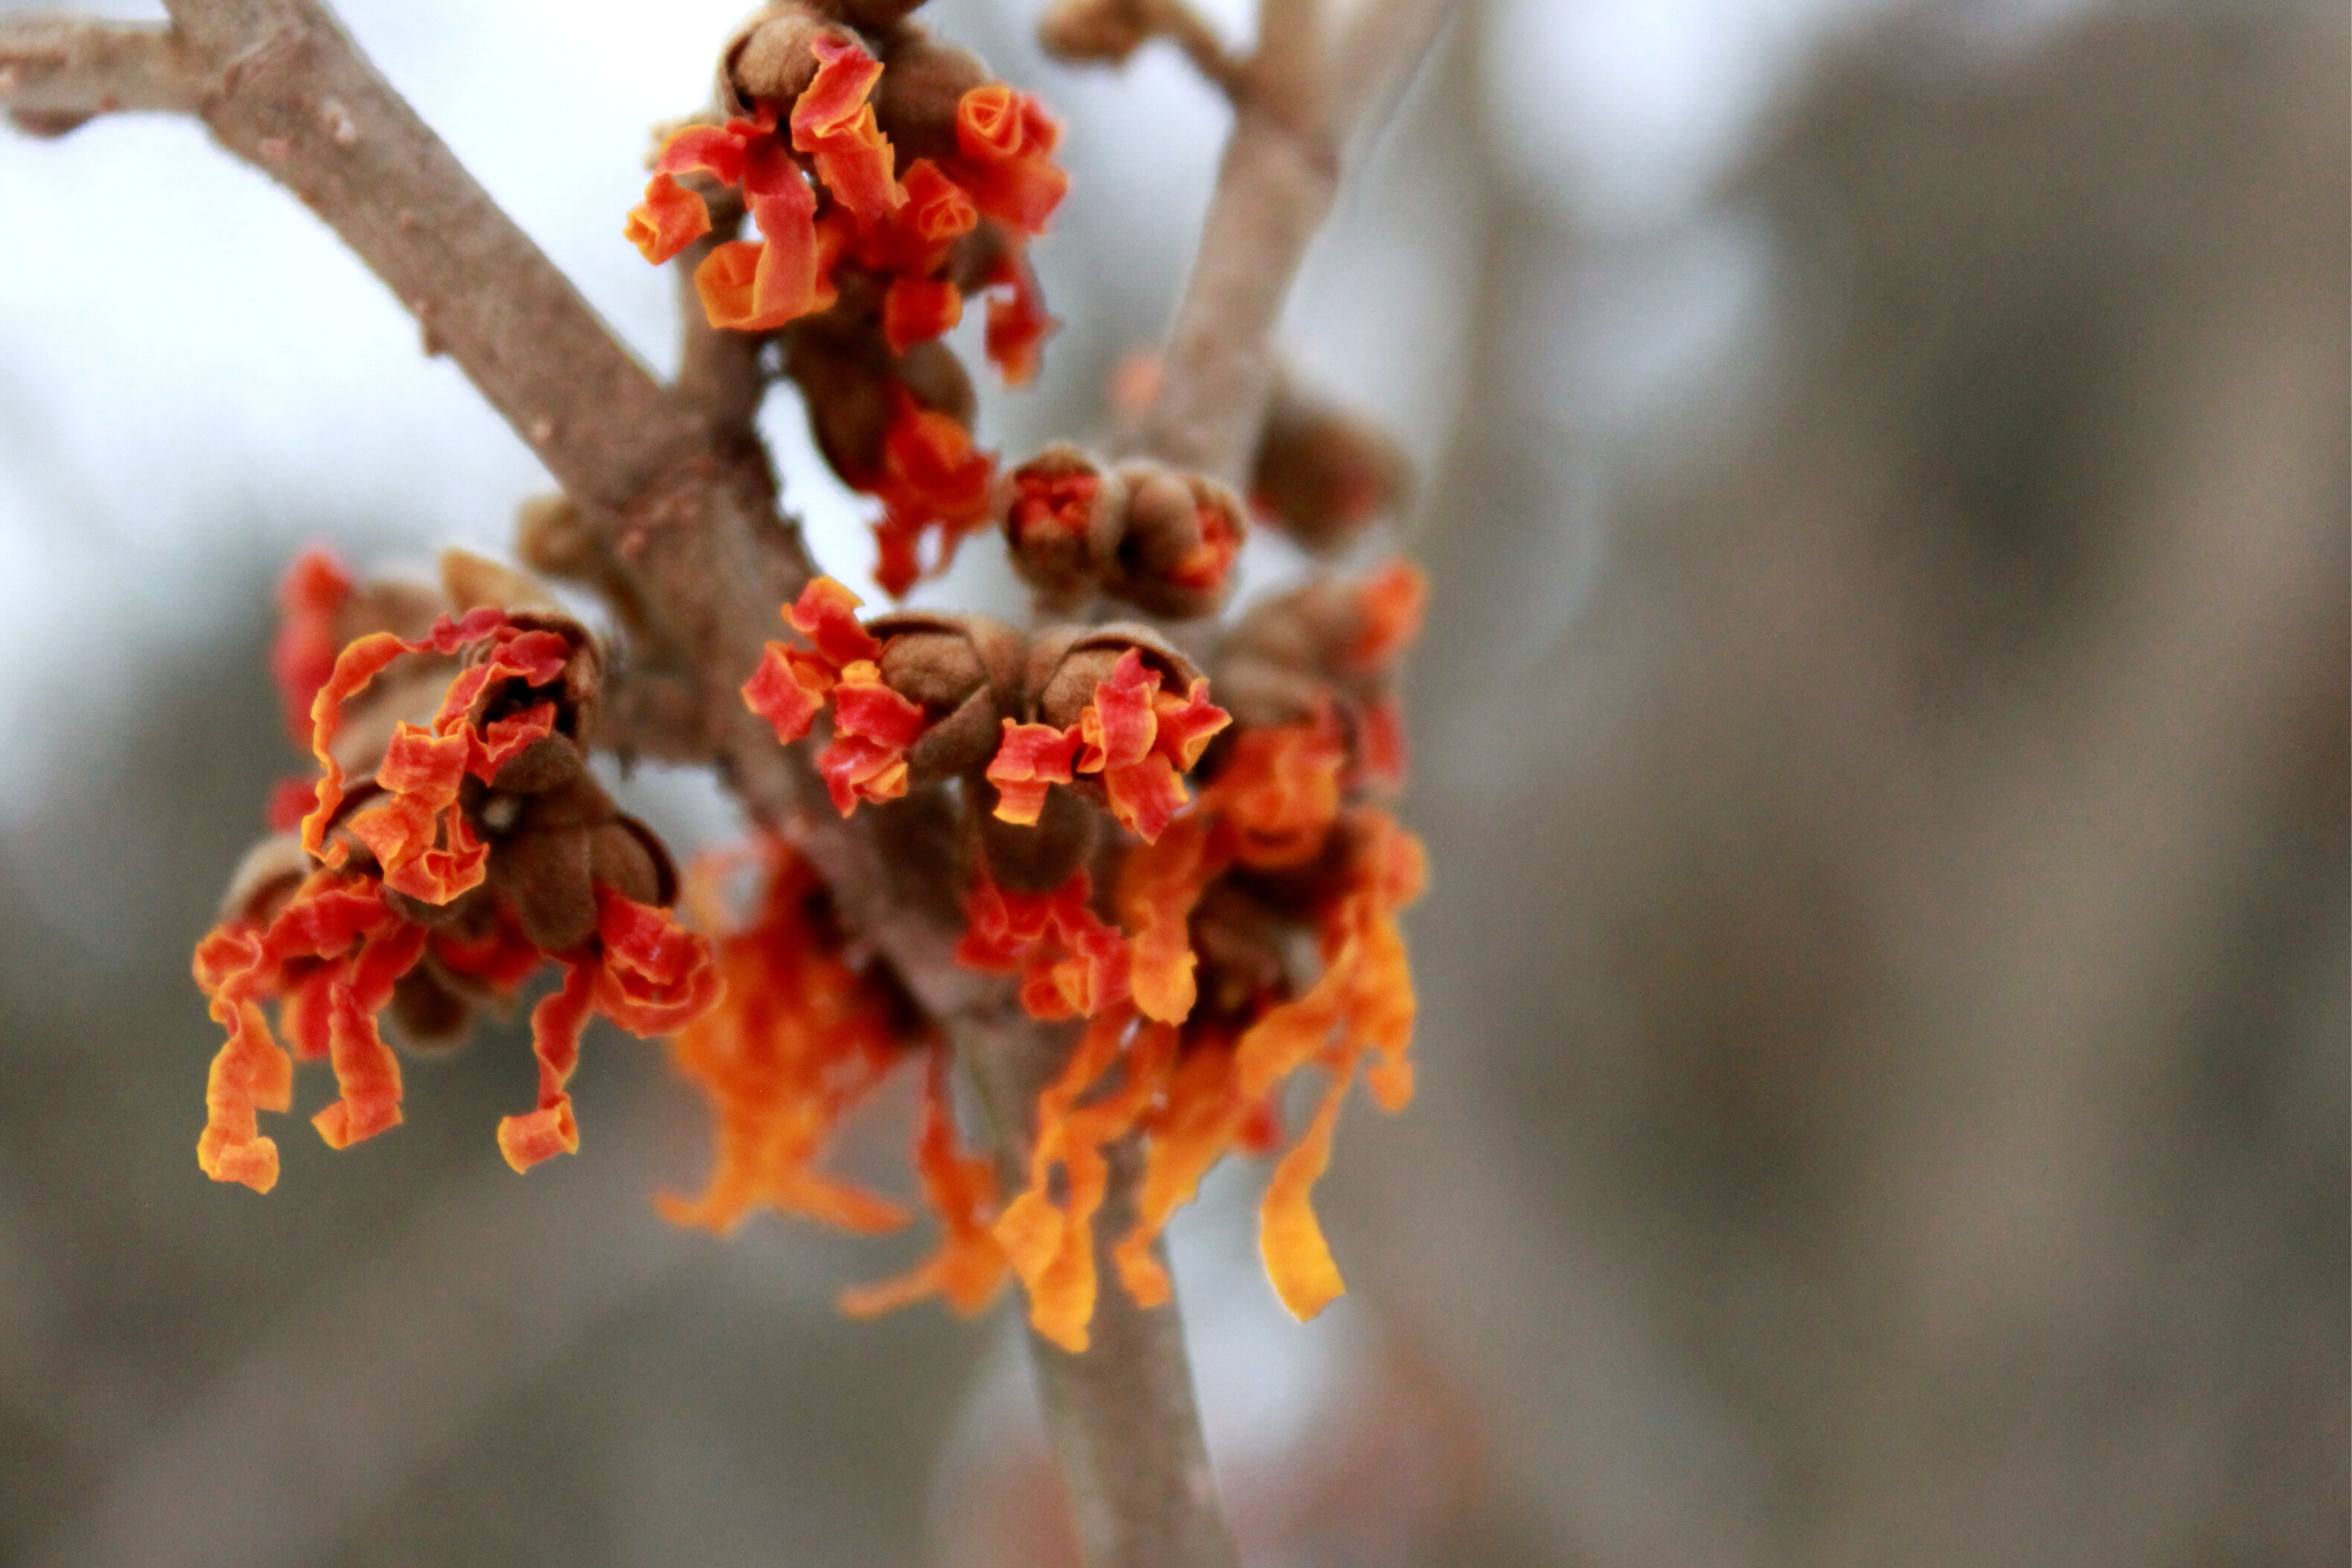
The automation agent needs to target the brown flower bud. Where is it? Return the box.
[816,0,930,34]
[997,444,1126,606]
[977,785,1097,893]
[895,338,977,427]
[589,817,677,909]
[866,610,1026,781]
[216,832,310,926]
[387,966,474,1055]
[1250,379,1411,551]
[875,28,990,164]
[1105,463,1246,619]
[784,318,972,485]
[719,6,847,116]
[1026,623,1202,729]
[1038,0,1152,65]
[470,610,604,760]
[439,547,560,616]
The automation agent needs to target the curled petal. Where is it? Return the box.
[985,719,1082,826]
[1076,649,1160,774]
[900,159,978,244]
[625,171,711,264]
[787,576,883,669]
[591,888,721,1033]
[830,662,926,749]
[1102,753,1188,844]
[1149,679,1230,771]
[311,920,426,1150]
[655,120,762,187]
[497,958,595,1172]
[819,735,911,815]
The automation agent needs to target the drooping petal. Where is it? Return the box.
[839,1050,1009,1318]
[660,842,912,1235]
[1259,1049,1356,1320]
[311,919,427,1150]
[497,956,595,1172]
[270,546,355,746]
[1116,815,1226,1024]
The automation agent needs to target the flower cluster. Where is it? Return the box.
[194,551,719,1192]
[712,559,1426,1350]
[626,2,1069,595]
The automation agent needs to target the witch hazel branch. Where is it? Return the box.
[5,0,1455,1561]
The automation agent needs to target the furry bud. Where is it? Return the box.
[719,6,847,116]
[1027,623,1202,729]
[998,444,1126,606]
[1105,463,1245,619]
[875,29,990,164]
[1250,379,1412,551]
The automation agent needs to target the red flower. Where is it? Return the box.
[982,649,1230,843]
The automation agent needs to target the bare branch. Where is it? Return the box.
[0,16,203,133]
[1041,0,1250,101]
[1130,0,1458,484]
[1330,0,1458,142]
[159,0,701,510]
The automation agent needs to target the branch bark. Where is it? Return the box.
[0,16,203,131]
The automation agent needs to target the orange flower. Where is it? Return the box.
[981,649,1230,843]
[741,576,953,816]
[302,606,567,905]
[662,840,913,1235]
[867,395,998,598]
[949,84,1071,237]
[994,1005,1177,1351]
[956,866,1131,1021]
[789,35,901,222]
[838,1049,1010,1319]
[198,604,719,1192]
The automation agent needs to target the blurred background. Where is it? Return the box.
[0,0,2342,1563]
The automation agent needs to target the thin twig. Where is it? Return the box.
[1130,0,1458,483]
[0,16,203,132]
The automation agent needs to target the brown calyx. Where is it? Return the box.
[875,27,990,164]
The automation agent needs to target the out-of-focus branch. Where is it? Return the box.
[1041,0,1250,101]
[0,16,203,133]
[1132,0,1458,484]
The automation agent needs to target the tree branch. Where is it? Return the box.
[0,16,203,133]
[1132,0,1459,483]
